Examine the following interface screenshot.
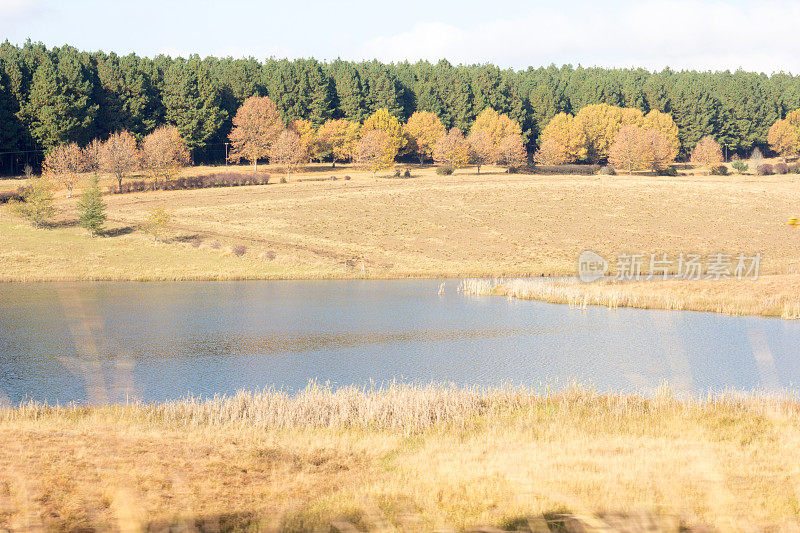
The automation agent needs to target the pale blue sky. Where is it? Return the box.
[1,0,799,73]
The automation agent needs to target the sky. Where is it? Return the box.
[1,0,800,73]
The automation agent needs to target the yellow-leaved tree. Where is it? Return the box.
[768,114,800,159]
[404,111,446,164]
[315,119,361,165]
[228,96,284,170]
[362,108,405,155]
[289,119,316,162]
[433,128,471,169]
[575,104,644,163]
[535,113,587,165]
[609,126,675,174]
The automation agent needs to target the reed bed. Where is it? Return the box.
[459,277,800,319]
[4,382,800,432]
[5,383,800,531]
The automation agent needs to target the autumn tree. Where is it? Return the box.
[642,110,680,161]
[144,205,171,244]
[43,142,84,198]
[609,126,675,173]
[354,130,397,180]
[100,130,140,192]
[433,128,471,169]
[404,111,446,163]
[290,119,316,162]
[497,135,528,169]
[361,108,405,155]
[141,125,191,183]
[315,119,361,165]
[228,95,284,170]
[575,104,644,163]
[467,129,496,173]
[471,108,523,147]
[269,130,307,180]
[690,135,723,167]
[81,138,103,176]
[767,118,800,159]
[535,113,587,164]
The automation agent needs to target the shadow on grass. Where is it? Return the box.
[100,226,136,238]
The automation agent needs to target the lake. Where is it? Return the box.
[1,280,799,405]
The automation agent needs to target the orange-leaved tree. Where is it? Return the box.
[100,130,140,192]
[497,135,528,170]
[141,125,191,183]
[228,96,284,170]
[767,114,800,159]
[433,128,471,170]
[43,142,84,198]
[690,135,723,167]
[609,126,675,174]
[362,108,405,155]
[269,130,307,181]
[467,129,496,174]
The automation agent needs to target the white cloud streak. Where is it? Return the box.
[361,0,800,73]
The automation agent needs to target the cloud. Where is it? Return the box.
[0,0,43,30]
[361,0,800,73]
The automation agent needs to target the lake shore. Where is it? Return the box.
[3,165,800,318]
[2,384,799,531]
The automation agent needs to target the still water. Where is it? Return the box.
[1,280,799,405]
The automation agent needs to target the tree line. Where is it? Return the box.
[3,40,800,173]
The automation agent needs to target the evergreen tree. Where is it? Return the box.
[77,175,106,236]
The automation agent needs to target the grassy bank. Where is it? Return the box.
[459,276,800,319]
[2,384,800,531]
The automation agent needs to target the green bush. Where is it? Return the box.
[657,167,678,177]
[9,177,55,227]
[436,165,455,176]
[731,160,748,174]
[710,165,729,175]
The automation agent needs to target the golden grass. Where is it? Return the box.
[3,384,800,531]
[459,276,800,319]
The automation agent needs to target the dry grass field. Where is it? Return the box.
[3,384,800,532]
[3,163,800,316]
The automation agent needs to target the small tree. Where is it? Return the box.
[100,131,140,192]
[43,142,84,198]
[433,128,471,169]
[10,176,55,227]
[144,205,171,244]
[354,130,397,180]
[141,125,191,184]
[77,175,106,237]
[228,96,284,170]
[690,136,723,168]
[82,138,103,176]
[467,129,495,174]
[289,119,316,162]
[269,130,307,181]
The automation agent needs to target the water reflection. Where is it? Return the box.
[1,280,799,405]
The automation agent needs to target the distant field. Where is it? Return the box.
[2,163,799,283]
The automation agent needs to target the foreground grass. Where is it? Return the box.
[460,276,800,319]
[2,384,800,531]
